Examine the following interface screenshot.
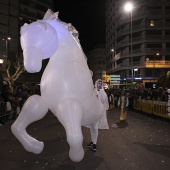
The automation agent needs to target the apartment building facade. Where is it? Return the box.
[88,45,107,83]
[0,0,53,84]
[106,0,170,87]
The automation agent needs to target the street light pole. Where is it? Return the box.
[2,37,11,57]
[111,48,114,58]
[130,9,133,88]
[154,52,160,82]
[124,2,133,88]
[6,39,8,58]
[134,68,138,80]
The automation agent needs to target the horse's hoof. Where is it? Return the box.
[29,140,44,154]
[11,124,44,154]
[69,148,84,162]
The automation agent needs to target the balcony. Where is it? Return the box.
[109,60,170,73]
[116,37,170,53]
[146,60,170,68]
[115,11,170,31]
[114,24,170,43]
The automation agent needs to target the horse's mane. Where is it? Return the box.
[42,9,87,60]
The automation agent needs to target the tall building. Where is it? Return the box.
[0,0,53,84]
[0,0,20,76]
[106,0,170,88]
[18,0,54,85]
[88,44,107,83]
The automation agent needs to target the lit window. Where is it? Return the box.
[150,20,155,27]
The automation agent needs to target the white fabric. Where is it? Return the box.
[94,79,109,111]
[87,80,109,145]
[94,80,109,129]
[98,111,109,129]
[90,121,99,144]
[89,79,109,135]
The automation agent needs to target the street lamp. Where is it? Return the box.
[0,59,4,64]
[111,48,114,57]
[154,52,160,82]
[134,68,138,78]
[2,37,11,57]
[124,2,133,88]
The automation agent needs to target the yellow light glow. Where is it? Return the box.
[150,20,155,27]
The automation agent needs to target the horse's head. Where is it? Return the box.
[20,21,58,73]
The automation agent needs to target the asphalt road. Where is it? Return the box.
[0,108,170,170]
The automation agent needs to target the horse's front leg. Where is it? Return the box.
[11,95,48,154]
[56,98,84,162]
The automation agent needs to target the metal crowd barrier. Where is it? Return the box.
[153,101,168,119]
[133,99,142,111]
[133,99,170,119]
[142,100,153,114]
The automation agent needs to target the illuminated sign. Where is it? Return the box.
[110,75,120,84]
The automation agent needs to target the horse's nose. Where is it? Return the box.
[23,47,42,73]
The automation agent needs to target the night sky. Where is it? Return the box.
[54,0,106,54]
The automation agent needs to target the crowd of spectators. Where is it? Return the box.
[0,82,40,125]
[106,85,169,110]
[1,82,169,125]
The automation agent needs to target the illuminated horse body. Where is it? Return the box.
[11,10,105,162]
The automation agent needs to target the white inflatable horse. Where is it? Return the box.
[11,9,105,162]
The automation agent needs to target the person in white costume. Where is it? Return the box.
[86,79,109,151]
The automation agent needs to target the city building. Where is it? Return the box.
[106,0,170,88]
[0,0,20,77]
[87,44,107,83]
[0,0,53,85]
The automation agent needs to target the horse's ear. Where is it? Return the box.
[20,23,28,34]
[43,9,59,21]
[37,20,47,31]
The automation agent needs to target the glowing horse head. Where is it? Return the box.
[20,18,58,73]
[20,10,82,73]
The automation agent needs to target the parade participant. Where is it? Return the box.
[86,79,109,151]
[111,89,129,128]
